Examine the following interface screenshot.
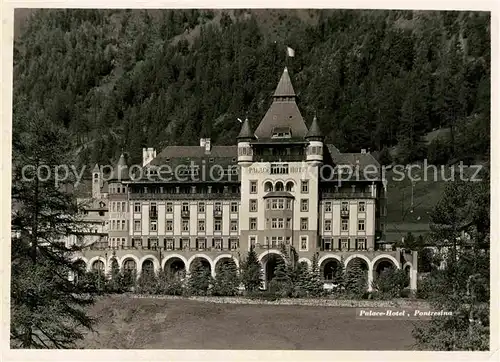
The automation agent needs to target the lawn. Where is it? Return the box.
[80,295,417,350]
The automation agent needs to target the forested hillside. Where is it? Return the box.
[13,9,490,168]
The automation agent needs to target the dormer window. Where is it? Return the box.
[271,127,292,139]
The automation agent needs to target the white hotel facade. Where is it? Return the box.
[73,68,418,292]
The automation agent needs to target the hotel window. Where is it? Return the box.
[249,236,256,248]
[122,202,127,212]
[231,202,238,213]
[198,220,205,232]
[150,220,157,232]
[214,238,222,250]
[121,220,126,230]
[271,199,277,209]
[166,220,173,232]
[117,202,121,212]
[165,238,174,250]
[249,218,257,230]
[300,218,308,230]
[198,202,205,213]
[271,236,278,247]
[300,199,309,212]
[358,219,365,231]
[230,220,238,231]
[134,202,141,212]
[214,202,222,211]
[249,199,257,212]
[266,200,270,209]
[286,199,291,209]
[197,238,206,250]
[182,203,189,212]
[341,219,349,231]
[323,238,332,251]
[166,202,173,213]
[250,180,257,193]
[182,220,189,232]
[324,219,332,231]
[278,218,284,229]
[271,218,278,229]
[356,238,366,250]
[286,218,291,229]
[301,180,309,193]
[214,219,221,232]
[111,202,115,212]
[134,220,141,232]
[286,236,291,245]
[132,237,141,248]
[340,238,349,250]
[230,239,239,250]
[300,236,308,251]
[358,202,366,213]
[341,201,349,211]
[325,201,332,212]
[278,199,284,209]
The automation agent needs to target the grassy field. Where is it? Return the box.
[80,295,417,350]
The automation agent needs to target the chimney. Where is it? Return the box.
[142,147,157,167]
[361,149,366,154]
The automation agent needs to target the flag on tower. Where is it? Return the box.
[287,46,295,57]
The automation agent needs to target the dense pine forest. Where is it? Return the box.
[13,9,490,169]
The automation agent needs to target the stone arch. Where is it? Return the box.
[372,255,400,283]
[318,255,343,282]
[71,258,88,283]
[274,181,284,192]
[285,181,295,192]
[298,257,312,269]
[344,254,371,270]
[139,255,160,273]
[162,254,188,269]
[258,250,286,286]
[88,256,106,273]
[264,180,274,192]
[119,254,140,270]
[213,254,240,270]
[187,254,214,274]
[162,254,187,279]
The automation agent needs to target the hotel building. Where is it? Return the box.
[73,68,418,292]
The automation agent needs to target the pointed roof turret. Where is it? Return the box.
[92,163,100,173]
[110,153,129,181]
[273,67,296,98]
[237,117,254,140]
[306,115,324,140]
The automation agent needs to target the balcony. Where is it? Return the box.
[340,210,350,218]
[321,192,375,200]
[181,210,190,218]
[213,210,223,218]
[149,211,158,219]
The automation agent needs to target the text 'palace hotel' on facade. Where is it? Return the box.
[72,67,418,291]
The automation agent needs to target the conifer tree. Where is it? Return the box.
[345,259,368,297]
[187,259,213,296]
[11,113,95,348]
[333,257,346,293]
[240,246,262,293]
[213,261,239,296]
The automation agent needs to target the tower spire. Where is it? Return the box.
[273,67,296,98]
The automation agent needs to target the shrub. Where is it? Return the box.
[157,271,184,295]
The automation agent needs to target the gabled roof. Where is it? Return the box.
[273,67,296,97]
